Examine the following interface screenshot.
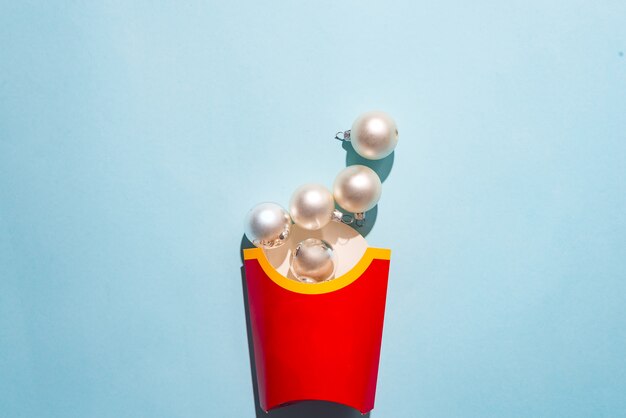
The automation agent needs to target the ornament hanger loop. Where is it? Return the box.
[334,130,351,142]
[341,213,354,225]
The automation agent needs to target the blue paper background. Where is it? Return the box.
[1,1,625,417]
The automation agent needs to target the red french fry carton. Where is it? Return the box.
[243,247,391,414]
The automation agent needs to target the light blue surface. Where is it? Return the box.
[1,1,625,417]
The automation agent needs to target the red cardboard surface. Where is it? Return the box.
[243,247,391,413]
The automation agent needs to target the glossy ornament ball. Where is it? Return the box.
[244,202,291,249]
[333,165,382,214]
[351,111,398,160]
[289,184,335,230]
[290,238,337,283]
